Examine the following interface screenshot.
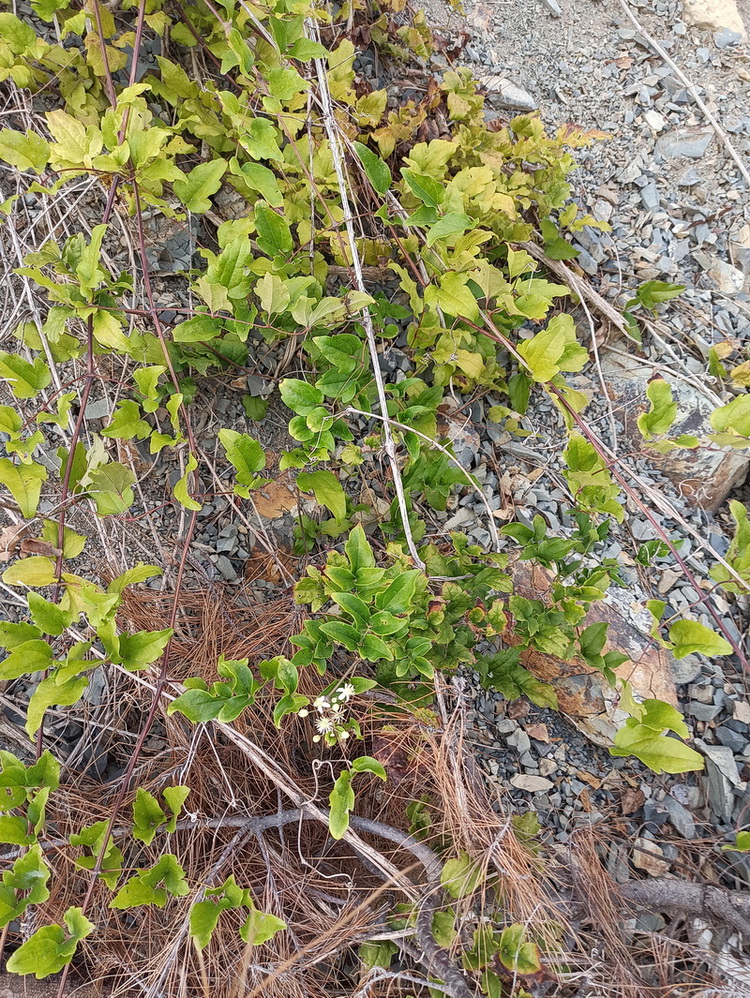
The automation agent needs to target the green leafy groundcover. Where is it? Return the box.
[0,0,747,988]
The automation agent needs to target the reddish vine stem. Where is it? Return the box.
[52,6,201,994]
[468,314,750,673]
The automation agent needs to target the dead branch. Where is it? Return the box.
[621,879,750,938]
[520,240,630,338]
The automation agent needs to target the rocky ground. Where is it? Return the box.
[2,0,750,991]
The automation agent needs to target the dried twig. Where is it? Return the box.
[521,240,630,338]
[621,878,750,938]
[307,21,425,570]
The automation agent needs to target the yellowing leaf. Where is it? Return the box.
[46,111,102,169]
[255,272,290,315]
[174,452,201,511]
[173,159,227,213]
[668,620,733,659]
[0,458,46,517]
[0,129,49,173]
[3,556,57,587]
[424,272,479,322]
[517,313,587,383]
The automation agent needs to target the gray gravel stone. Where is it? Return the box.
[663,794,696,839]
[214,555,237,581]
[656,129,713,158]
[714,725,747,754]
[507,729,531,754]
[714,28,743,48]
[686,702,722,722]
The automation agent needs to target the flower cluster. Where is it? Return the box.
[300,682,358,746]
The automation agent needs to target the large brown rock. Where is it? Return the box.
[600,352,749,512]
[510,562,680,747]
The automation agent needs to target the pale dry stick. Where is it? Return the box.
[113,661,421,898]
[574,280,619,452]
[306,21,425,571]
[618,0,750,188]
[0,183,64,393]
[343,405,502,553]
[521,239,631,337]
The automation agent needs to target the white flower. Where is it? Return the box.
[298,708,309,718]
[337,682,356,701]
[329,700,346,717]
[339,730,350,740]
[315,716,335,734]
[312,735,321,743]
[313,696,329,713]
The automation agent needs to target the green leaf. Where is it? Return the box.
[638,379,678,438]
[118,628,173,671]
[668,620,732,659]
[266,66,309,100]
[171,314,223,343]
[173,159,227,213]
[297,470,346,520]
[162,786,190,832]
[360,633,393,661]
[6,907,94,979]
[280,379,324,416]
[240,161,283,207]
[440,853,481,899]
[351,756,387,780]
[110,854,190,909]
[402,170,444,208]
[26,675,88,738]
[101,400,150,440]
[87,463,136,516]
[190,900,224,952]
[425,212,473,246]
[353,141,391,195]
[330,592,370,626]
[375,571,419,613]
[2,557,57,588]
[108,563,163,595]
[0,845,50,928]
[255,202,293,257]
[133,788,166,846]
[328,770,355,839]
[497,924,541,975]
[239,907,287,946]
[611,721,704,774]
[0,129,49,173]
[710,394,750,440]
[724,831,750,852]
[0,815,34,845]
[219,429,266,487]
[27,592,70,636]
[634,280,685,312]
[288,37,328,60]
[0,13,36,52]
[174,452,201,511]
[319,620,361,653]
[0,458,46,517]
[0,351,51,399]
[345,524,376,572]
